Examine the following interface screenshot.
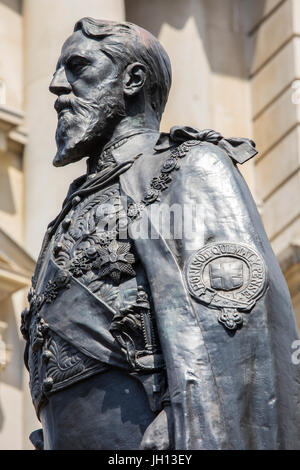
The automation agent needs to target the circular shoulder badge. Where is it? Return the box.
[185,242,268,330]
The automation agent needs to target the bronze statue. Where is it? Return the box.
[21,18,300,450]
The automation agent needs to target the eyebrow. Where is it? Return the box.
[66,53,91,63]
[56,53,92,71]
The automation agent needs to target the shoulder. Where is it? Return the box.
[179,141,236,177]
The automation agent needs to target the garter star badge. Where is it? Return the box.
[185,242,267,331]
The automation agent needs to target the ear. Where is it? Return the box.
[123,62,147,97]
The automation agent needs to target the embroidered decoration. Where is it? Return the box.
[142,188,161,205]
[52,186,137,288]
[127,202,145,220]
[218,308,243,330]
[109,286,161,370]
[96,147,117,173]
[28,328,104,412]
[30,315,49,352]
[43,281,59,304]
[69,254,92,277]
[161,156,180,173]
[43,332,102,391]
[43,270,71,304]
[127,140,201,222]
[20,270,71,342]
[185,242,267,331]
[93,239,136,284]
[142,140,200,206]
[21,287,43,341]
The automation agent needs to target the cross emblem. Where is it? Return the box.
[209,260,243,291]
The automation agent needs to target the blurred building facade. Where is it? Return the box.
[0,0,299,449]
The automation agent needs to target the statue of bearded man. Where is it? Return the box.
[21,17,300,450]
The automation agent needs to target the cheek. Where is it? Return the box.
[72,76,121,102]
[71,77,98,100]
[73,61,122,99]
[72,59,118,96]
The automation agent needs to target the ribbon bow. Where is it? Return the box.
[155,126,257,164]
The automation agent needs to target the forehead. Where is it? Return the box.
[58,30,105,64]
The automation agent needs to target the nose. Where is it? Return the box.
[49,67,71,96]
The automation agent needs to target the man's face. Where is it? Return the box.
[50,30,125,167]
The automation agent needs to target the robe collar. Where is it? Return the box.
[154,125,258,164]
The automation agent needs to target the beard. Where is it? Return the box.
[53,85,125,167]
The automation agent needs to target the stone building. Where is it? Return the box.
[0,0,299,449]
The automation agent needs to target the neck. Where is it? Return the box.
[87,112,160,174]
[107,112,159,142]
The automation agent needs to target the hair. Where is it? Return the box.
[74,17,172,120]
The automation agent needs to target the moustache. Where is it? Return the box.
[54,96,97,116]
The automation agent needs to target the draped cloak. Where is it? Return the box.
[30,127,300,450]
[116,128,300,450]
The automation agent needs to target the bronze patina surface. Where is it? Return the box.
[22,18,300,450]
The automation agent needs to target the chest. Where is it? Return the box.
[47,183,142,311]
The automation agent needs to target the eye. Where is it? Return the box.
[66,56,89,74]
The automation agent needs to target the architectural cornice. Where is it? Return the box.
[0,104,27,152]
[0,104,24,131]
[278,242,300,273]
[0,228,35,301]
[278,242,300,299]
